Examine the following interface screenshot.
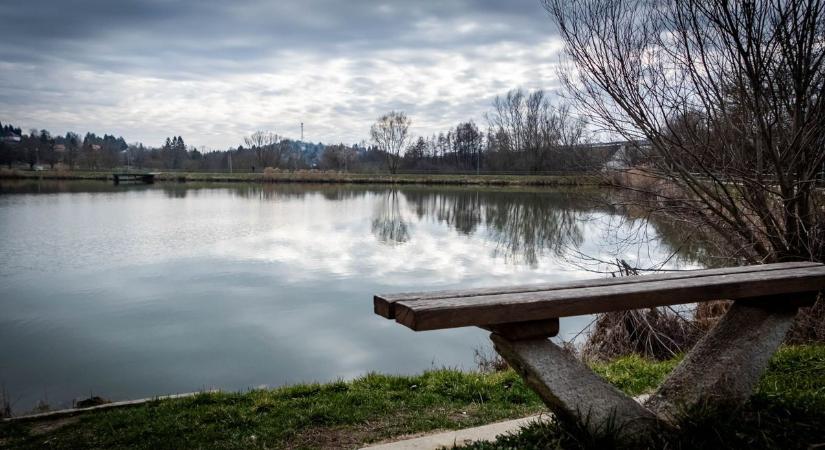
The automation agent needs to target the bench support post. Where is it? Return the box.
[481,318,560,341]
[644,294,816,419]
[488,293,817,434]
[490,333,659,436]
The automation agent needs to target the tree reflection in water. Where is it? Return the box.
[0,180,701,269]
[371,189,410,245]
[484,194,584,266]
[399,188,591,266]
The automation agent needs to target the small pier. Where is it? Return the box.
[112,173,156,185]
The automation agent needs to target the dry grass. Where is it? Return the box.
[787,297,825,344]
[0,169,605,186]
[1,386,11,419]
[607,167,662,192]
[692,300,730,331]
[261,166,277,180]
[0,167,21,178]
[474,347,510,373]
[581,295,823,362]
[581,307,702,362]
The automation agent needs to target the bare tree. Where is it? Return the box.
[486,88,588,172]
[452,122,484,170]
[370,111,411,174]
[320,144,357,171]
[547,0,825,263]
[244,130,283,170]
[404,137,427,168]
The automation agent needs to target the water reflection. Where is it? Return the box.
[486,194,584,265]
[395,188,591,265]
[371,190,410,245]
[405,188,483,235]
[162,185,188,198]
[0,180,704,413]
[0,180,701,269]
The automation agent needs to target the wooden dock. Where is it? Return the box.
[112,173,156,184]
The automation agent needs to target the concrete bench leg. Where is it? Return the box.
[491,334,659,436]
[488,293,816,435]
[645,294,816,420]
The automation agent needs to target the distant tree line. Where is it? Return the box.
[368,89,605,174]
[0,88,615,174]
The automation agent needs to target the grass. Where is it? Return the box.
[1,345,822,449]
[460,345,825,450]
[0,168,604,186]
[590,354,680,396]
[0,370,543,449]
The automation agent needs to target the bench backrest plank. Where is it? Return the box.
[377,263,825,331]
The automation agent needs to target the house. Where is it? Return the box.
[603,140,651,171]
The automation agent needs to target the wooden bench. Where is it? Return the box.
[374,262,825,434]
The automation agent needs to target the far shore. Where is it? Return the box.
[0,168,605,186]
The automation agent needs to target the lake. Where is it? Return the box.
[0,180,699,413]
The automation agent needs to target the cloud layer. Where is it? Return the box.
[0,0,563,148]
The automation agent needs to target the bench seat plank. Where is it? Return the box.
[389,264,825,331]
[374,261,820,319]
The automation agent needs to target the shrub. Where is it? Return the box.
[474,346,509,373]
[786,297,825,344]
[0,386,11,419]
[262,167,277,180]
[581,307,700,362]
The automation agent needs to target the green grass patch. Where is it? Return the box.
[756,344,825,410]
[0,370,543,449]
[460,344,825,450]
[1,345,822,449]
[591,354,681,396]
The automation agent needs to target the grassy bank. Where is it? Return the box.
[1,345,822,449]
[465,345,825,449]
[0,168,603,186]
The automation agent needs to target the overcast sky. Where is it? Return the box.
[0,0,564,149]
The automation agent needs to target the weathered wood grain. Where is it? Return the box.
[373,262,820,319]
[392,265,825,331]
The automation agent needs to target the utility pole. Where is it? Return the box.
[300,122,307,171]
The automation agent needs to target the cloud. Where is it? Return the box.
[0,0,564,148]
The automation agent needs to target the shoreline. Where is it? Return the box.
[0,169,605,186]
[1,346,821,449]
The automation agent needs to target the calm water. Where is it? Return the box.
[0,180,698,413]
